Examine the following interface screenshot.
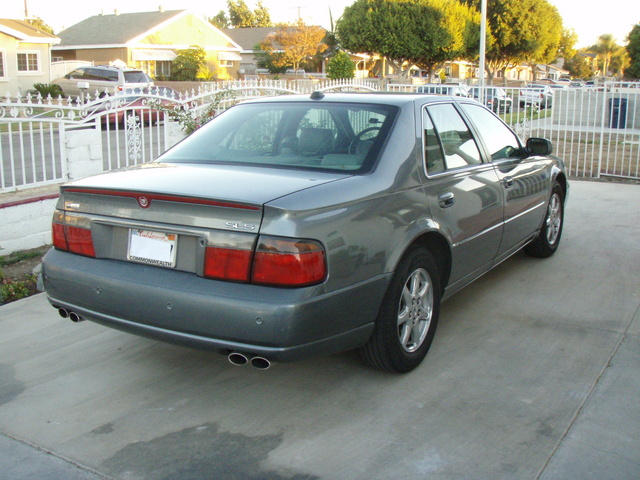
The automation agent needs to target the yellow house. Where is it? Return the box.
[0,19,60,96]
[52,9,242,80]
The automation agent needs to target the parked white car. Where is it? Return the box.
[519,84,554,109]
[52,65,154,98]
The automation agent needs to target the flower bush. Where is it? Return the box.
[150,89,239,135]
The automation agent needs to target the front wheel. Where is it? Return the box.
[359,247,441,373]
[524,181,564,258]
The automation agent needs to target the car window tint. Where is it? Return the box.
[460,103,521,161]
[422,109,446,175]
[426,103,482,169]
[68,69,85,79]
[228,109,283,154]
[158,102,398,173]
[124,71,151,83]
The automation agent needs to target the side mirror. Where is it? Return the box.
[526,137,553,156]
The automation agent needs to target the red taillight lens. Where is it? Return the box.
[65,226,96,257]
[252,237,326,287]
[203,247,252,282]
[52,222,68,250]
[51,210,95,257]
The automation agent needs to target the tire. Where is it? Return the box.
[524,181,564,258]
[359,247,441,373]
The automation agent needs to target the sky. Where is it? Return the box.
[5,0,639,48]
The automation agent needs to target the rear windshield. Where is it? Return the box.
[157,101,399,173]
[123,71,152,83]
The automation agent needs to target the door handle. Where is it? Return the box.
[503,176,515,189]
[438,192,455,208]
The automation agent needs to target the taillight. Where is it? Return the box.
[203,246,252,282]
[52,209,96,257]
[252,237,326,287]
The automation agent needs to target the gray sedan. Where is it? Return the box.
[43,92,568,373]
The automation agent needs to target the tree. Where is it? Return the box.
[228,0,256,27]
[609,47,630,77]
[625,24,640,79]
[209,11,229,29]
[26,17,54,34]
[464,0,564,83]
[336,0,478,82]
[259,19,327,74]
[225,0,271,28]
[411,0,480,81]
[253,1,272,27]
[171,46,206,81]
[253,44,287,74]
[559,29,578,59]
[563,53,594,79]
[590,34,619,76]
[327,51,356,79]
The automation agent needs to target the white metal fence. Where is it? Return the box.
[1,79,638,194]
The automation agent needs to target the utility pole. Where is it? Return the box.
[24,0,30,19]
[292,5,305,21]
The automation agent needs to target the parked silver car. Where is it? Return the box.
[52,65,154,98]
[43,92,568,373]
[519,84,554,109]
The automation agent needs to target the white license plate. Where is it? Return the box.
[128,229,177,268]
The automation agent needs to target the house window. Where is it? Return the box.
[17,52,40,73]
[219,60,233,68]
[155,61,171,78]
[0,49,6,79]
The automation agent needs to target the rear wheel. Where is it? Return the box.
[360,247,441,373]
[524,181,564,258]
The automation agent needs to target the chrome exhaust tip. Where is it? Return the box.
[250,356,271,370]
[69,311,84,323]
[228,352,249,366]
[58,308,69,318]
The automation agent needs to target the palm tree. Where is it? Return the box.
[591,34,618,76]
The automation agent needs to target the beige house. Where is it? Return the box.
[52,9,242,80]
[0,19,60,96]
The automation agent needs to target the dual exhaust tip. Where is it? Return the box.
[58,307,271,370]
[58,308,84,323]
[228,351,271,370]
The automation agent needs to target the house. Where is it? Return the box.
[52,9,243,80]
[0,19,60,96]
[221,26,329,77]
[220,27,278,76]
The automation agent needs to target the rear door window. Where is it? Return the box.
[423,103,482,173]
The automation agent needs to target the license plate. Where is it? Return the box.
[128,229,177,268]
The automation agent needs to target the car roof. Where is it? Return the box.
[239,91,468,108]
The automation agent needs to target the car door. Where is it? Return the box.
[421,103,504,291]
[459,103,550,259]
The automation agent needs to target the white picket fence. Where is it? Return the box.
[1,79,638,194]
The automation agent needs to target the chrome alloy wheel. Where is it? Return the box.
[546,192,562,245]
[397,268,434,353]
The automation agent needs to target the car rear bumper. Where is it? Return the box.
[43,248,388,362]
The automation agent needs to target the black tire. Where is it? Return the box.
[359,247,441,373]
[524,181,564,258]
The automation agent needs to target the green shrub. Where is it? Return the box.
[0,276,34,304]
[32,83,63,98]
[327,51,356,80]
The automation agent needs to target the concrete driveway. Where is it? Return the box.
[1,180,639,480]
